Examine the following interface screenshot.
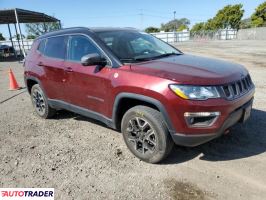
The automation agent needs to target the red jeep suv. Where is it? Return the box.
[24,27,255,163]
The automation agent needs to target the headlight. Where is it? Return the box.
[169,85,220,100]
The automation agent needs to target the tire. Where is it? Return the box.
[30,84,56,119]
[121,105,174,163]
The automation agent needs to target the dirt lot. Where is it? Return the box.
[1,40,266,200]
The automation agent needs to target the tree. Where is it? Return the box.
[177,24,188,31]
[161,18,190,32]
[240,18,252,29]
[144,26,160,33]
[190,22,205,33]
[197,4,244,31]
[12,34,25,40]
[251,1,266,27]
[27,35,37,39]
[25,22,60,37]
[204,18,216,30]
[0,33,5,41]
[211,4,244,30]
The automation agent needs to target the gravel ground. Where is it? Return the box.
[1,40,266,200]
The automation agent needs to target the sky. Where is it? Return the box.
[0,0,265,38]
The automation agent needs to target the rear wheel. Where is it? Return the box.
[31,84,55,119]
[121,106,174,163]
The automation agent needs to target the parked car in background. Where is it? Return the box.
[24,27,255,163]
[0,44,15,58]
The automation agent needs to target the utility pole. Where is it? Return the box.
[173,11,176,30]
[139,9,143,31]
[173,11,176,42]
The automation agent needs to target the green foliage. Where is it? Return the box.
[211,4,244,30]
[25,22,61,37]
[204,18,216,30]
[26,35,36,39]
[12,34,25,40]
[144,26,160,33]
[161,18,190,32]
[177,24,188,31]
[240,18,252,29]
[191,4,244,32]
[0,33,5,41]
[251,1,266,27]
[191,22,205,33]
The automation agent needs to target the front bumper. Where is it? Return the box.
[171,98,253,147]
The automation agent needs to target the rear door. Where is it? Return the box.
[39,36,68,100]
[64,34,113,116]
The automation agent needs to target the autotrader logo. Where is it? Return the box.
[0,188,54,199]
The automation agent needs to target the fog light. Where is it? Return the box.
[184,112,220,127]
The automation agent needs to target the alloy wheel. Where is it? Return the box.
[126,117,157,154]
[32,89,46,116]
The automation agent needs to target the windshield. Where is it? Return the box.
[96,30,182,63]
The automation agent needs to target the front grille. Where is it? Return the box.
[221,74,254,100]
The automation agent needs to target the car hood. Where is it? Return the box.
[130,54,248,85]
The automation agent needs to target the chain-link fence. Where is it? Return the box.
[152,29,238,43]
[153,27,266,43]
[190,29,237,41]
[152,29,237,43]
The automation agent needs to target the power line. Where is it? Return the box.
[141,9,213,17]
[142,14,170,19]
[85,9,213,20]
[88,14,138,19]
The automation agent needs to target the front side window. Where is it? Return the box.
[44,36,66,59]
[96,31,181,63]
[67,35,101,62]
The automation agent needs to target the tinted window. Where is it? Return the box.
[100,37,114,49]
[44,36,66,59]
[37,39,46,54]
[68,35,101,62]
[96,31,180,62]
[130,38,155,54]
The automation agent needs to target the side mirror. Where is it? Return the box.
[81,53,107,66]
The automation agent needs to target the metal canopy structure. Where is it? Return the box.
[0,8,59,24]
[0,8,61,58]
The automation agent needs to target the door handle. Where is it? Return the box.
[37,61,44,66]
[65,67,73,72]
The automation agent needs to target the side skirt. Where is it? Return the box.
[48,99,116,129]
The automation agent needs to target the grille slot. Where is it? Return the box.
[221,75,253,100]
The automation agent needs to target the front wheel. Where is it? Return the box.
[31,84,56,119]
[121,106,174,163]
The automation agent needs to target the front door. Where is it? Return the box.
[64,35,113,116]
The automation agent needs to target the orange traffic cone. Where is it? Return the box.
[8,68,21,91]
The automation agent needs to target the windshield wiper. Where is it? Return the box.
[120,58,155,63]
[120,52,182,63]
[120,58,141,63]
[134,52,181,61]
[152,52,181,59]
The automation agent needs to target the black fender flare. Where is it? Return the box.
[112,92,175,133]
[25,77,50,105]
[24,76,43,93]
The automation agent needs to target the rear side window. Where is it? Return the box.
[44,36,66,59]
[37,39,46,54]
[67,35,101,62]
